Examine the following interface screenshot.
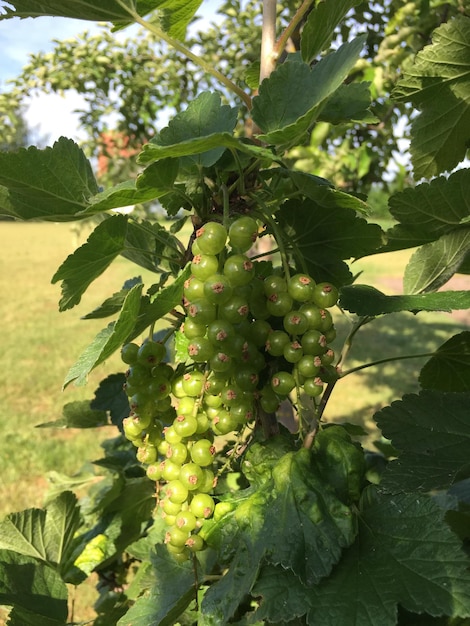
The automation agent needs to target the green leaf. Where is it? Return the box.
[122,220,182,273]
[277,198,383,286]
[51,214,128,311]
[144,92,238,170]
[0,0,157,22]
[0,492,81,570]
[375,390,470,492]
[393,15,470,178]
[0,551,68,626]
[301,0,364,62]
[90,373,129,429]
[252,37,366,144]
[73,531,119,577]
[63,283,143,387]
[158,0,203,40]
[306,491,470,625]
[135,157,179,191]
[419,332,470,392]
[0,138,98,221]
[138,132,276,166]
[81,277,142,320]
[118,546,196,626]
[403,228,470,293]
[36,400,108,428]
[384,169,470,252]
[319,82,378,124]
[339,284,470,315]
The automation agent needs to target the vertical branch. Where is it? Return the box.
[260,0,278,83]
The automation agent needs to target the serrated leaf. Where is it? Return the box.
[339,284,470,315]
[158,0,202,40]
[404,228,470,293]
[301,0,363,62]
[138,131,275,166]
[319,82,378,124]
[306,491,470,625]
[0,551,68,626]
[252,37,366,144]
[385,169,470,252]
[117,545,196,626]
[277,198,383,286]
[143,92,238,170]
[0,0,156,21]
[375,390,470,492]
[135,157,179,190]
[51,214,128,311]
[393,15,470,178]
[81,277,142,320]
[37,400,108,428]
[0,492,80,570]
[63,283,143,387]
[419,332,470,392]
[0,138,98,221]
[91,373,130,429]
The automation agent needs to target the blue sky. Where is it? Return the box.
[0,2,222,144]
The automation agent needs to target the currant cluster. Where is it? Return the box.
[120,216,339,561]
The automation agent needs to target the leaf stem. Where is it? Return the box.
[341,351,437,378]
[117,1,252,110]
[275,0,314,60]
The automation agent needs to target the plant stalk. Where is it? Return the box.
[260,0,278,83]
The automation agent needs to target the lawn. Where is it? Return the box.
[0,220,468,519]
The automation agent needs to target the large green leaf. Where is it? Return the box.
[339,284,470,315]
[375,390,470,492]
[419,332,470,393]
[301,0,364,63]
[0,551,68,626]
[142,92,238,170]
[118,546,197,626]
[37,400,107,429]
[403,228,470,293]
[51,214,128,311]
[0,138,98,222]
[0,0,155,21]
[384,169,470,253]
[252,37,366,145]
[63,283,143,387]
[318,82,377,125]
[254,491,470,626]
[393,15,470,179]
[277,198,383,286]
[0,492,80,571]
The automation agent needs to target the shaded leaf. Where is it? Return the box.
[0,138,98,222]
[301,0,364,62]
[419,332,470,392]
[91,373,130,430]
[375,390,470,492]
[63,283,143,388]
[122,219,183,273]
[319,82,378,124]
[118,545,196,626]
[0,0,156,21]
[51,214,128,311]
[81,277,142,320]
[277,198,383,286]
[252,37,366,145]
[147,92,238,170]
[37,400,108,428]
[306,491,470,625]
[0,551,68,626]
[138,132,275,166]
[393,15,470,179]
[339,284,470,315]
[403,228,470,293]
[0,492,81,570]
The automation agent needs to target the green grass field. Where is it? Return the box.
[0,220,468,520]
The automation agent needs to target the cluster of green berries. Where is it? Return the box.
[120,216,339,561]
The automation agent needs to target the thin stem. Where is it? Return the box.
[260,0,278,83]
[117,1,252,110]
[341,351,437,378]
[275,0,315,60]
